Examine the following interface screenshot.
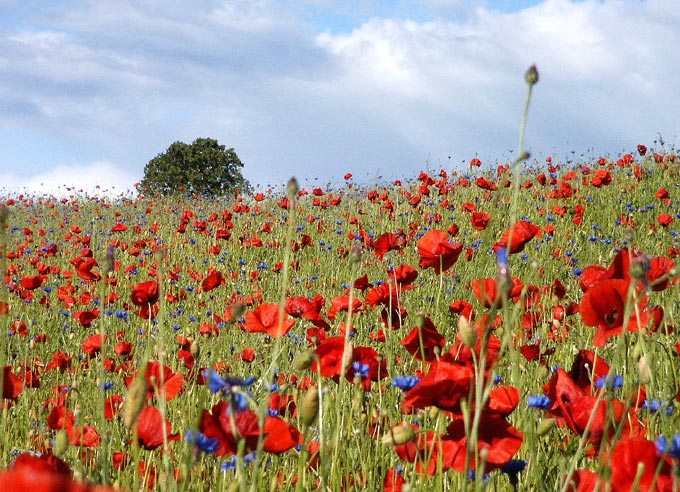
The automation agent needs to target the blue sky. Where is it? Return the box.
[1,0,678,196]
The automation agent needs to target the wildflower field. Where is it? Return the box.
[1,70,680,492]
[1,142,679,492]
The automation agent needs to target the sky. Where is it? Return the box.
[1,0,679,196]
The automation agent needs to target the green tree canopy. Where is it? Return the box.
[140,138,251,196]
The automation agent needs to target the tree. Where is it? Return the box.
[140,138,250,196]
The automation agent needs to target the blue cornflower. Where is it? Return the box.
[352,362,370,379]
[595,374,624,390]
[501,459,527,474]
[204,369,256,395]
[527,395,552,409]
[185,430,219,454]
[655,435,680,459]
[392,376,420,391]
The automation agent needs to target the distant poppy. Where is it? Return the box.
[417,230,463,274]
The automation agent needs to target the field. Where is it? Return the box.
[1,144,680,492]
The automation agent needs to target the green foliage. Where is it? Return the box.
[140,137,251,197]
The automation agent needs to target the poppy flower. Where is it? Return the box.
[470,211,491,231]
[130,280,160,306]
[327,295,362,320]
[401,361,474,414]
[399,317,446,362]
[125,361,183,402]
[132,405,180,450]
[373,232,402,259]
[417,230,463,274]
[608,437,673,492]
[12,452,71,478]
[245,303,295,338]
[199,400,300,456]
[2,366,23,401]
[201,271,224,292]
[69,257,101,282]
[580,279,648,346]
[494,221,541,254]
[82,334,106,357]
[471,276,524,308]
[658,213,673,227]
[0,467,121,492]
[442,412,523,472]
[390,264,418,289]
[20,275,45,290]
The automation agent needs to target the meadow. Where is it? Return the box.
[1,140,679,492]
[1,65,680,491]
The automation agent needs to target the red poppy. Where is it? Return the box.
[327,295,362,320]
[2,366,23,401]
[417,230,463,274]
[608,438,673,492]
[245,303,295,338]
[82,334,106,357]
[470,211,491,231]
[12,452,71,478]
[658,213,673,227]
[132,405,180,450]
[400,317,446,362]
[373,232,402,259]
[401,361,474,414]
[442,412,523,472]
[580,279,648,346]
[365,282,400,309]
[494,221,541,254]
[125,361,184,402]
[389,264,418,289]
[20,275,45,290]
[70,257,101,282]
[199,401,300,456]
[471,276,524,308]
[130,280,160,306]
[311,336,349,380]
[0,467,120,492]
[201,270,224,292]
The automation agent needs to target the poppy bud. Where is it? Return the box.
[123,374,148,428]
[299,387,320,427]
[287,177,299,198]
[190,340,200,360]
[638,356,652,384]
[381,422,415,446]
[348,244,362,266]
[536,418,555,436]
[630,255,650,280]
[524,64,539,86]
[294,352,316,371]
[53,429,69,458]
[458,315,477,348]
[0,203,8,225]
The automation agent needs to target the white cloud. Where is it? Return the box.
[0,161,138,198]
[1,0,679,194]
